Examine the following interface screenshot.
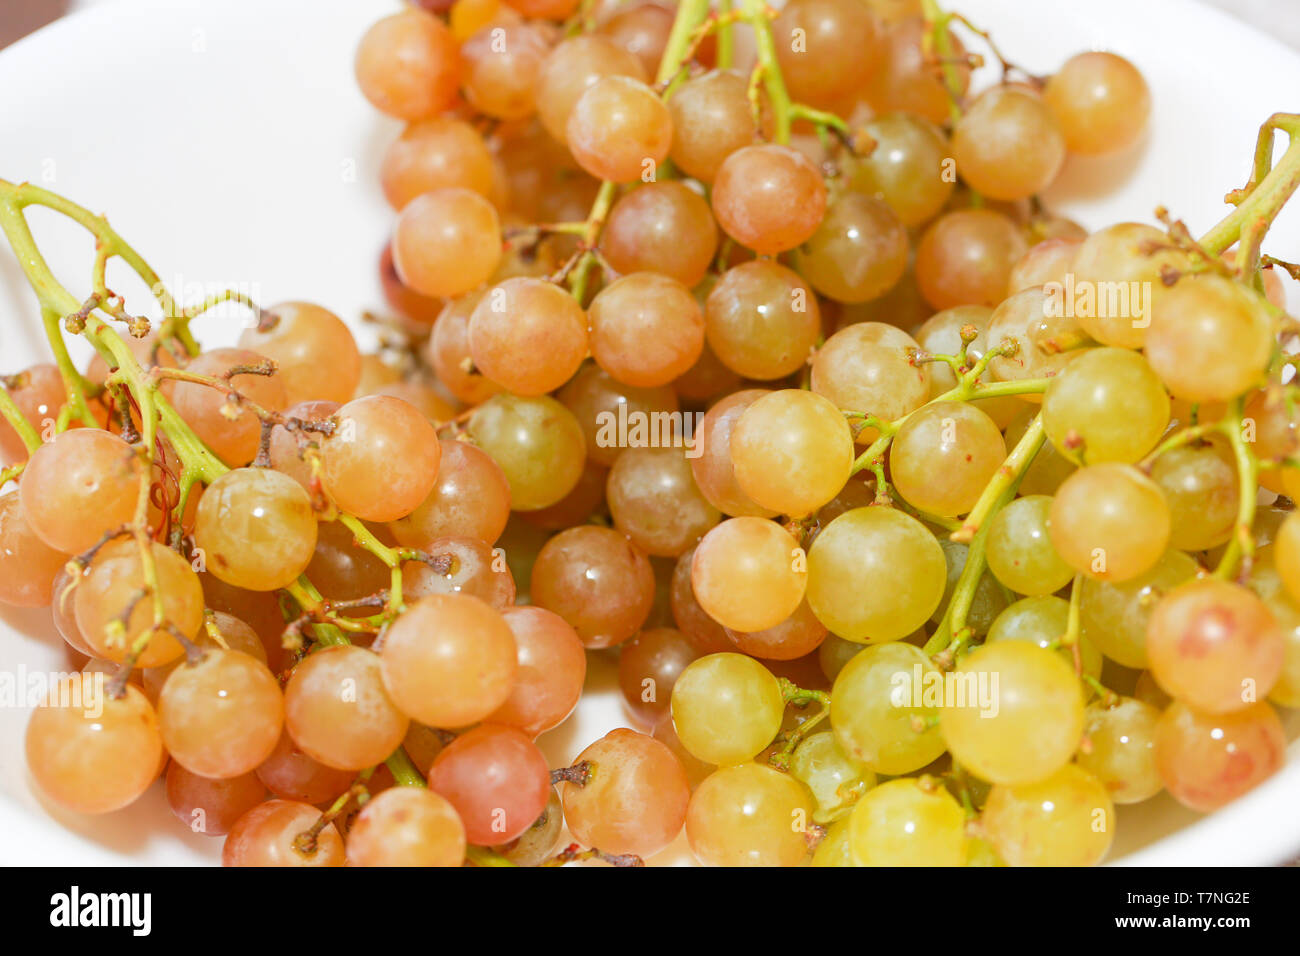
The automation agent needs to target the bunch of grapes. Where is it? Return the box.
[1,0,1298,868]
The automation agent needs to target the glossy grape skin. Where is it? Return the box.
[811,322,930,437]
[951,86,1066,200]
[830,642,945,774]
[428,723,551,844]
[666,69,755,182]
[670,652,784,766]
[0,493,68,608]
[468,277,587,396]
[726,598,828,662]
[807,507,946,643]
[848,112,955,227]
[1145,276,1275,403]
[890,401,1006,517]
[602,181,718,287]
[405,535,514,610]
[730,389,854,518]
[392,188,502,299]
[223,800,344,867]
[1145,578,1283,714]
[0,363,63,464]
[346,787,466,867]
[19,430,141,555]
[987,595,1103,679]
[165,763,267,836]
[168,347,287,467]
[142,610,268,701]
[705,261,821,381]
[425,292,499,405]
[865,16,971,125]
[915,209,1028,310]
[818,633,865,684]
[379,116,494,211]
[562,728,690,858]
[320,395,440,522]
[606,446,720,558]
[912,306,1022,430]
[388,439,511,548]
[531,525,655,648]
[1149,437,1238,551]
[1041,348,1169,465]
[255,731,355,804]
[1008,236,1082,295]
[381,594,517,727]
[193,468,317,592]
[985,495,1075,596]
[75,539,202,668]
[1005,406,1076,496]
[459,21,551,120]
[984,287,1087,393]
[1048,464,1171,583]
[811,817,853,866]
[772,0,882,106]
[711,145,828,255]
[467,394,586,511]
[1154,701,1285,813]
[597,2,672,75]
[486,605,587,735]
[1076,696,1162,805]
[795,193,908,304]
[850,778,966,866]
[690,389,779,518]
[267,398,339,498]
[536,35,646,143]
[1044,52,1151,155]
[669,544,732,655]
[618,627,699,727]
[941,641,1085,786]
[566,75,672,182]
[588,273,705,388]
[690,518,806,634]
[355,8,460,120]
[685,763,815,866]
[1078,549,1199,669]
[238,301,361,405]
[25,678,161,814]
[982,764,1115,867]
[158,649,284,779]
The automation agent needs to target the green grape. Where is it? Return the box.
[1078,549,1199,668]
[930,537,1008,638]
[467,394,586,511]
[670,653,784,766]
[940,640,1084,785]
[963,836,1007,867]
[987,596,1103,680]
[890,401,1006,517]
[810,817,853,867]
[1041,347,1169,465]
[1076,696,1163,805]
[194,468,318,592]
[789,731,875,824]
[811,322,930,442]
[1148,436,1238,551]
[831,642,946,774]
[985,495,1075,596]
[793,193,908,303]
[982,764,1115,866]
[808,506,946,642]
[848,112,955,227]
[849,778,966,866]
[1048,464,1170,582]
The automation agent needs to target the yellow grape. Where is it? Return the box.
[831,642,946,774]
[194,468,318,592]
[690,517,806,633]
[670,653,784,766]
[984,495,1075,596]
[889,401,1006,517]
[982,764,1115,866]
[685,763,814,866]
[849,778,965,866]
[1047,464,1170,582]
[1041,347,1169,464]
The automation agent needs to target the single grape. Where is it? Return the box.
[915,209,1027,310]
[1148,437,1238,551]
[790,731,874,823]
[468,277,587,396]
[588,273,705,388]
[355,8,460,120]
[811,322,930,437]
[536,34,646,143]
[404,534,516,609]
[705,260,821,381]
[669,543,733,655]
[666,69,755,182]
[380,116,495,210]
[566,75,672,182]
[0,493,69,608]
[166,762,267,837]
[1154,701,1285,812]
[726,598,828,662]
[0,363,63,465]
[194,467,317,592]
[773,0,883,105]
[346,787,466,866]
[1044,52,1150,155]
[606,446,720,558]
[1078,548,1199,669]
[428,723,551,844]
[223,800,344,866]
[848,112,955,227]
[982,764,1115,866]
[951,86,1066,200]
[811,817,853,866]
[685,763,814,866]
[985,287,1088,392]
[889,401,1006,517]
[392,188,502,299]
[1048,464,1170,582]
[488,605,587,735]
[850,778,965,866]
[602,181,718,287]
[459,21,551,120]
[1041,347,1170,465]
[690,518,807,633]
[389,439,511,547]
[985,494,1076,596]
[467,394,586,510]
[1007,236,1082,295]
[865,16,971,125]
[167,347,287,467]
[18,429,141,555]
[256,730,356,804]
[531,524,656,648]
[831,642,946,774]
[794,193,908,304]
[711,144,827,255]
[670,653,784,766]
[1076,696,1163,804]
[987,595,1104,680]
[320,395,441,522]
[239,302,361,405]
[618,627,699,727]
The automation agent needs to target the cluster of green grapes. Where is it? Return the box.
[1,0,1297,868]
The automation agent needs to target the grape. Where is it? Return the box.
[1247,556,1300,709]
[389,439,511,548]
[911,305,1020,426]
[588,273,705,388]
[982,764,1115,866]
[773,0,882,105]
[392,188,502,299]
[467,394,586,510]
[468,277,588,396]
[556,363,678,469]
[18,430,141,555]
[795,193,908,304]
[1078,548,1199,669]
[460,22,551,120]
[618,627,699,727]
[223,800,344,867]
[255,731,355,804]
[1149,437,1238,551]
[850,778,965,866]
[355,8,460,120]
[26,678,161,814]
[1041,347,1169,466]
[1008,236,1083,295]
[940,640,1085,785]
[566,75,672,183]
[807,507,946,643]
[168,347,287,467]
[789,731,874,823]
[537,35,646,143]
[669,544,732,654]
[726,598,828,662]
[670,653,783,766]
[381,593,517,727]
[1048,464,1170,582]
[690,518,806,633]
[523,460,609,530]
[379,242,446,324]
[428,724,551,844]
[690,389,779,518]
[811,322,930,437]
[1145,578,1283,713]
[848,112,955,227]
[1067,223,1190,349]
[50,567,93,656]
[865,16,970,125]
[76,538,203,668]
[811,817,853,866]
[1044,52,1150,155]
[531,524,655,648]
[928,535,1009,639]
[987,595,1103,679]
[346,787,466,867]
[1245,389,1300,494]
[830,642,945,774]
[951,86,1066,200]
[1154,701,1285,812]
[425,292,500,405]
[1076,696,1162,805]
[561,728,690,858]
[818,633,864,683]
[666,69,755,182]
[299,522,390,614]
[985,495,1076,596]
[143,610,267,700]
[606,446,720,558]
[602,181,718,288]
[486,605,587,735]
[504,0,578,18]
[320,395,440,523]
[403,535,513,610]
[890,401,1006,517]
[165,762,267,837]
[0,363,62,465]
[685,763,814,866]
[916,209,1027,310]
[985,287,1087,392]
[0,493,68,608]
[380,117,495,211]
[239,302,361,405]
[193,467,317,592]
[705,261,821,381]
[268,399,339,497]
[159,649,283,778]
[711,145,827,255]
[1133,669,1172,709]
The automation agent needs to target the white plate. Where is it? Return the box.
[1,0,1299,866]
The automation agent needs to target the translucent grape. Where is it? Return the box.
[811,322,930,437]
[666,69,755,182]
[428,723,551,844]
[460,22,551,120]
[1041,347,1169,465]
[669,543,733,655]
[355,8,460,120]
[951,86,1066,200]
[166,763,267,836]
[850,778,965,866]
[255,731,355,804]
[773,0,883,105]
[1149,437,1238,551]
[467,394,586,510]
[789,731,874,823]
[380,116,495,210]
[685,763,814,866]
[915,209,1027,310]
[392,188,501,299]
[985,287,1087,391]
[346,787,466,867]
[536,35,646,143]
[865,16,970,124]
[618,627,700,727]
[238,301,361,405]
[1078,548,1199,669]
[426,291,502,405]
[1067,223,1190,349]
[18,429,141,555]
[1154,701,1285,812]
[531,524,656,647]
[606,446,720,558]
[705,261,821,381]
[985,494,1076,596]
[1048,464,1170,582]
[390,439,511,547]
[168,347,287,467]
[1044,52,1151,155]
[726,598,828,662]
[982,764,1115,866]
[690,518,806,633]
[602,181,718,287]
[794,193,908,304]
[566,75,672,182]
[468,277,588,395]
[670,653,784,766]
[690,389,779,518]
[193,467,317,592]
[556,363,678,469]
[1007,236,1082,295]
[488,605,587,735]
[223,800,343,867]
[0,493,69,608]
[320,395,440,522]
[711,144,827,255]
[1076,696,1162,804]
[1005,406,1076,495]
[987,595,1103,679]
[848,112,954,227]
[830,642,946,774]
[0,363,63,465]
[588,273,705,388]
[890,401,1006,517]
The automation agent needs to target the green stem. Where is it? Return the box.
[1214,398,1257,581]
[742,0,792,143]
[1199,114,1300,256]
[716,0,734,69]
[952,413,1045,543]
[0,380,41,454]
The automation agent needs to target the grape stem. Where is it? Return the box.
[1213,396,1258,582]
[1200,113,1300,257]
[951,413,1045,543]
[920,0,966,126]
[741,0,792,144]
[769,678,831,772]
[0,378,42,455]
